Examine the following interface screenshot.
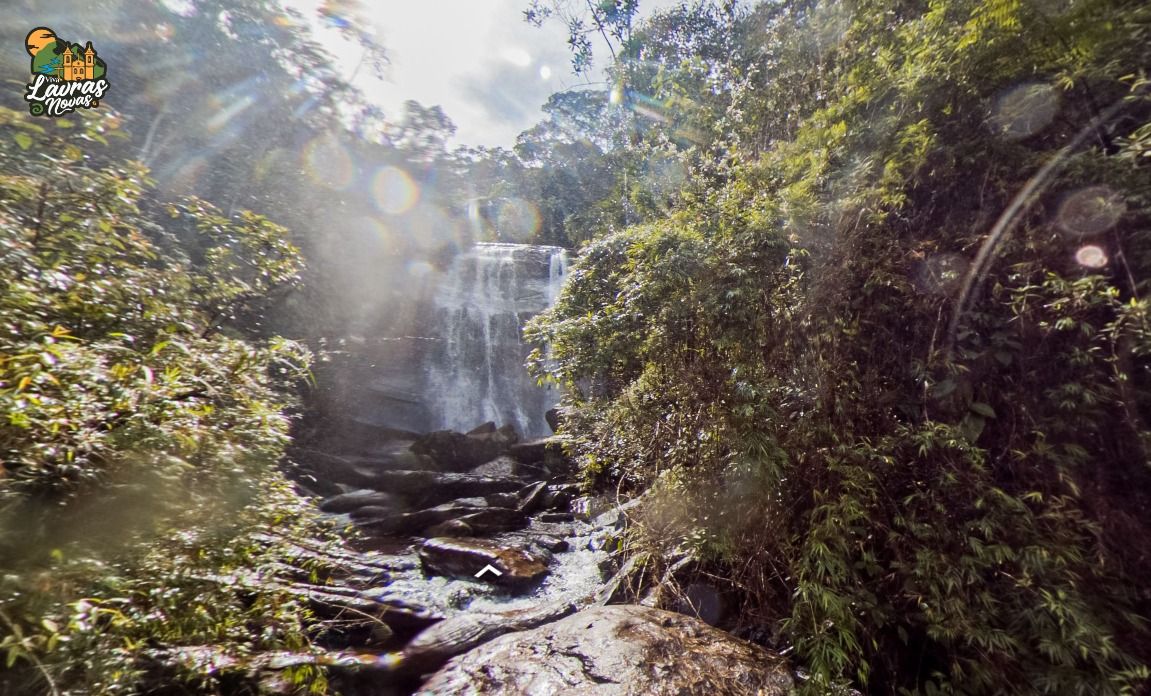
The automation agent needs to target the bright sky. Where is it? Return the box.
[282,0,682,148]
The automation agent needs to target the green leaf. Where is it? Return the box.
[13,133,32,151]
[969,402,996,418]
[932,379,957,398]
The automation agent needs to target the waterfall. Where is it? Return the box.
[425,243,567,437]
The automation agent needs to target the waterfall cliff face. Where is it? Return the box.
[424,243,567,437]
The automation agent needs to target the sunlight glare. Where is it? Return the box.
[303,134,356,190]
[406,260,434,278]
[915,254,969,295]
[990,83,1059,140]
[496,198,541,242]
[1075,245,1108,268]
[371,166,420,215]
[1057,186,1126,237]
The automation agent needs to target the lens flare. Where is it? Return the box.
[406,260,434,278]
[1075,245,1108,268]
[157,154,208,193]
[915,254,969,295]
[205,94,255,132]
[539,65,552,80]
[642,156,688,201]
[303,135,355,190]
[406,205,460,250]
[990,83,1059,140]
[1057,186,1126,238]
[495,198,541,242]
[346,216,394,252]
[371,166,420,215]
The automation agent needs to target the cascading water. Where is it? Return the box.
[424,243,567,437]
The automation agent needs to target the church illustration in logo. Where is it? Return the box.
[23,26,110,116]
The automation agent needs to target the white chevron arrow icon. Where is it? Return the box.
[474,564,503,579]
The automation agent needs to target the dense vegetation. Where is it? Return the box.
[527,0,1151,693]
[0,105,347,693]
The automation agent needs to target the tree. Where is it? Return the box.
[0,105,335,694]
[527,0,1151,692]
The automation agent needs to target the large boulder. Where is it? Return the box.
[367,471,526,505]
[411,427,518,472]
[506,435,574,477]
[545,407,563,433]
[305,418,421,456]
[341,441,435,472]
[291,449,383,489]
[399,597,581,676]
[354,499,519,537]
[418,537,549,587]
[319,489,402,514]
[419,605,793,695]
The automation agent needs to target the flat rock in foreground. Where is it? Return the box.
[418,605,792,696]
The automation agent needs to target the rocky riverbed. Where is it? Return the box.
[202,418,796,694]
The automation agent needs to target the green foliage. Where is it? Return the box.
[0,106,332,694]
[529,0,1151,692]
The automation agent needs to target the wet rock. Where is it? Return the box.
[545,407,562,433]
[484,491,521,508]
[418,537,549,587]
[587,528,619,552]
[450,508,526,535]
[417,506,526,538]
[411,427,518,472]
[369,471,525,505]
[593,508,624,528]
[466,421,497,436]
[288,582,443,633]
[571,495,613,521]
[399,598,581,676]
[424,519,473,537]
[420,605,793,695]
[532,536,569,553]
[319,490,402,514]
[353,585,448,631]
[506,436,565,465]
[342,444,434,473]
[594,554,642,606]
[355,494,522,537]
[495,531,570,555]
[410,430,498,472]
[291,471,342,498]
[469,456,520,478]
[447,496,490,508]
[291,448,382,488]
[538,511,575,523]
[306,419,421,455]
[349,505,402,524]
[542,483,578,510]
[516,480,549,514]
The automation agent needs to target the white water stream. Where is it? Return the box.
[424,243,567,437]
